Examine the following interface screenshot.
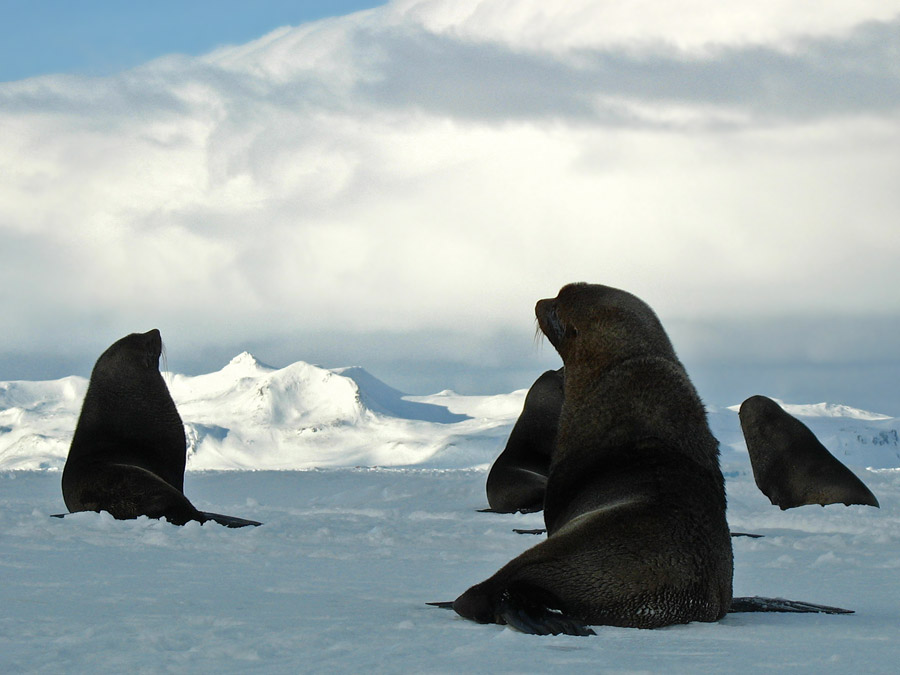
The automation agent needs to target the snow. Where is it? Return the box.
[2,356,900,672]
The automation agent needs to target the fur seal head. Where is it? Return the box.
[535,283,681,400]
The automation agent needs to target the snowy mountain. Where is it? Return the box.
[0,354,520,472]
[1,354,899,471]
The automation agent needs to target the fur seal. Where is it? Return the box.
[739,395,879,510]
[485,368,563,513]
[61,330,260,528]
[452,283,734,633]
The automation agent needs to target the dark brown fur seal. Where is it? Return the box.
[61,330,260,528]
[739,395,879,509]
[453,283,734,633]
[485,368,562,513]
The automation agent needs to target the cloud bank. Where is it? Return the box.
[1,0,899,406]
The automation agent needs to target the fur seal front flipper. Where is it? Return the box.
[452,283,734,635]
[485,368,563,513]
[739,395,879,509]
[61,329,260,528]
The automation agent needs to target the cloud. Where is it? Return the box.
[393,0,900,51]
[1,0,899,405]
[358,16,900,123]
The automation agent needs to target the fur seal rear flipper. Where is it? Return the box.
[728,597,852,614]
[199,512,263,528]
[485,368,563,513]
[739,395,879,509]
[50,510,261,528]
[61,330,261,528]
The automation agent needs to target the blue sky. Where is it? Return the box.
[1,0,384,81]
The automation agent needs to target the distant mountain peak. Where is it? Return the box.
[223,352,272,374]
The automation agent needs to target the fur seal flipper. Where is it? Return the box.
[199,512,263,528]
[739,395,879,509]
[454,586,596,636]
[452,284,734,631]
[513,528,763,538]
[729,596,853,614]
[485,368,563,513]
[62,330,260,527]
[49,510,262,528]
[430,595,852,632]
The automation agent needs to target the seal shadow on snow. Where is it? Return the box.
[338,367,471,424]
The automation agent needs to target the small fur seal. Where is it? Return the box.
[61,329,260,528]
[739,395,879,509]
[485,368,563,513]
[453,283,734,633]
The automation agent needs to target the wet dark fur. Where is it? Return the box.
[485,368,563,513]
[454,283,733,631]
[62,330,259,527]
[739,395,879,510]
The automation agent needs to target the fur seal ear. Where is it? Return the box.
[738,395,879,510]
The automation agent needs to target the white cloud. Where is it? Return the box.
[1,0,899,399]
[385,0,900,52]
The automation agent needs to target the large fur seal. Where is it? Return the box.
[485,368,563,513]
[61,329,260,528]
[452,283,734,633]
[739,395,879,510]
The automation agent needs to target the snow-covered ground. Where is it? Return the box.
[2,357,900,672]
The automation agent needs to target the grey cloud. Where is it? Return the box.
[671,315,900,416]
[351,17,900,124]
[4,16,896,131]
